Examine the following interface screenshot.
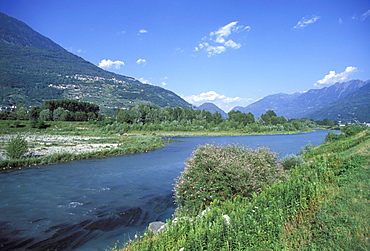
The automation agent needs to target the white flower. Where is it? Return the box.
[223,214,231,225]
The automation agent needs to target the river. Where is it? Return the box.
[0,130,331,250]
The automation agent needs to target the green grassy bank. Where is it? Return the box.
[115,128,369,250]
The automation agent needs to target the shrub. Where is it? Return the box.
[299,141,315,155]
[280,154,305,169]
[341,125,366,136]
[30,119,49,129]
[174,143,288,215]
[324,131,345,143]
[5,134,29,159]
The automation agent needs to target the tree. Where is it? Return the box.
[39,109,52,121]
[53,107,66,121]
[259,110,277,125]
[5,134,29,159]
[210,112,223,124]
[59,110,74,121]
[29,106,41,120]
[228,111,255,126]
[15,103,27,120]
[74,111,87,121]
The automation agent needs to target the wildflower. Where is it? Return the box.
[223,214,231,225]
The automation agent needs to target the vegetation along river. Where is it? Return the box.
[0,130,333,250]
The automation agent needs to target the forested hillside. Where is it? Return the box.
[0,12,192,110]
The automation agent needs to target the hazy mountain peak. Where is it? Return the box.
[198,102,228,119]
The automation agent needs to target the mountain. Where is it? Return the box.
[0,12,66,52]
[307,83,370,123]
[233,92,301,118]
[197,102,228,119]
[0,12,192,110]
[233,80,369,121]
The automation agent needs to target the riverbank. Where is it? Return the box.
[0,134,164,171]
[128,128,317,137]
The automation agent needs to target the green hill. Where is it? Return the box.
[0,12,192,110]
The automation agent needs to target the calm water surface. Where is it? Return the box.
[0,130,331,250]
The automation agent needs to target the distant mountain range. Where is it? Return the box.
[0,12,192,110]
[307,83,370,122]
[232,79,370,122]
[197,102,228,119]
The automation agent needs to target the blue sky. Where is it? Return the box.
[1,0,369,112]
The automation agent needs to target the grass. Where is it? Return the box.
[114,129,370,251]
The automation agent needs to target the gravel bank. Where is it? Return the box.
[0,134,119,160]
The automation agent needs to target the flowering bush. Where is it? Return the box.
[174,143,288,215]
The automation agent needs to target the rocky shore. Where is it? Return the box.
[0,134,119,160]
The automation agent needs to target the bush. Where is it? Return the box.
[324,131,345,143]
[341,125,366,136]
[280,154,305,169]
[5,134,29,159]
[174,143,288,215]
[299,141,315,155]
[30,119,49,129]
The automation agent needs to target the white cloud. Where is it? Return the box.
[224,40,241,49]
[361,9,370,20]
[139,29,148,34]
[315,66,358,87]
[293,14,320,29]
[136,58,147,65]
[98,59,125,69]
[182,91,254,112]
[172,47,184,55]
[195,21,251,57]
[202,44,227,57]
[138,77,152,85]
[161,82,167,86]
[68,47,86,54]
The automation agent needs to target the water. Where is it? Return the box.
[0,130,331,250]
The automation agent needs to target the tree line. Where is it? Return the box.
[0,100,100,128]
[103,105,336,134]
[0,102,337,132]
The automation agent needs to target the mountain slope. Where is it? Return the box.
[198,103,228,119]
[233,80,369,120]
[233,92,301,118]
[0,12,66,52]
[0,12,192,109]
[287,80,368,118]
[307,83,370,122]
